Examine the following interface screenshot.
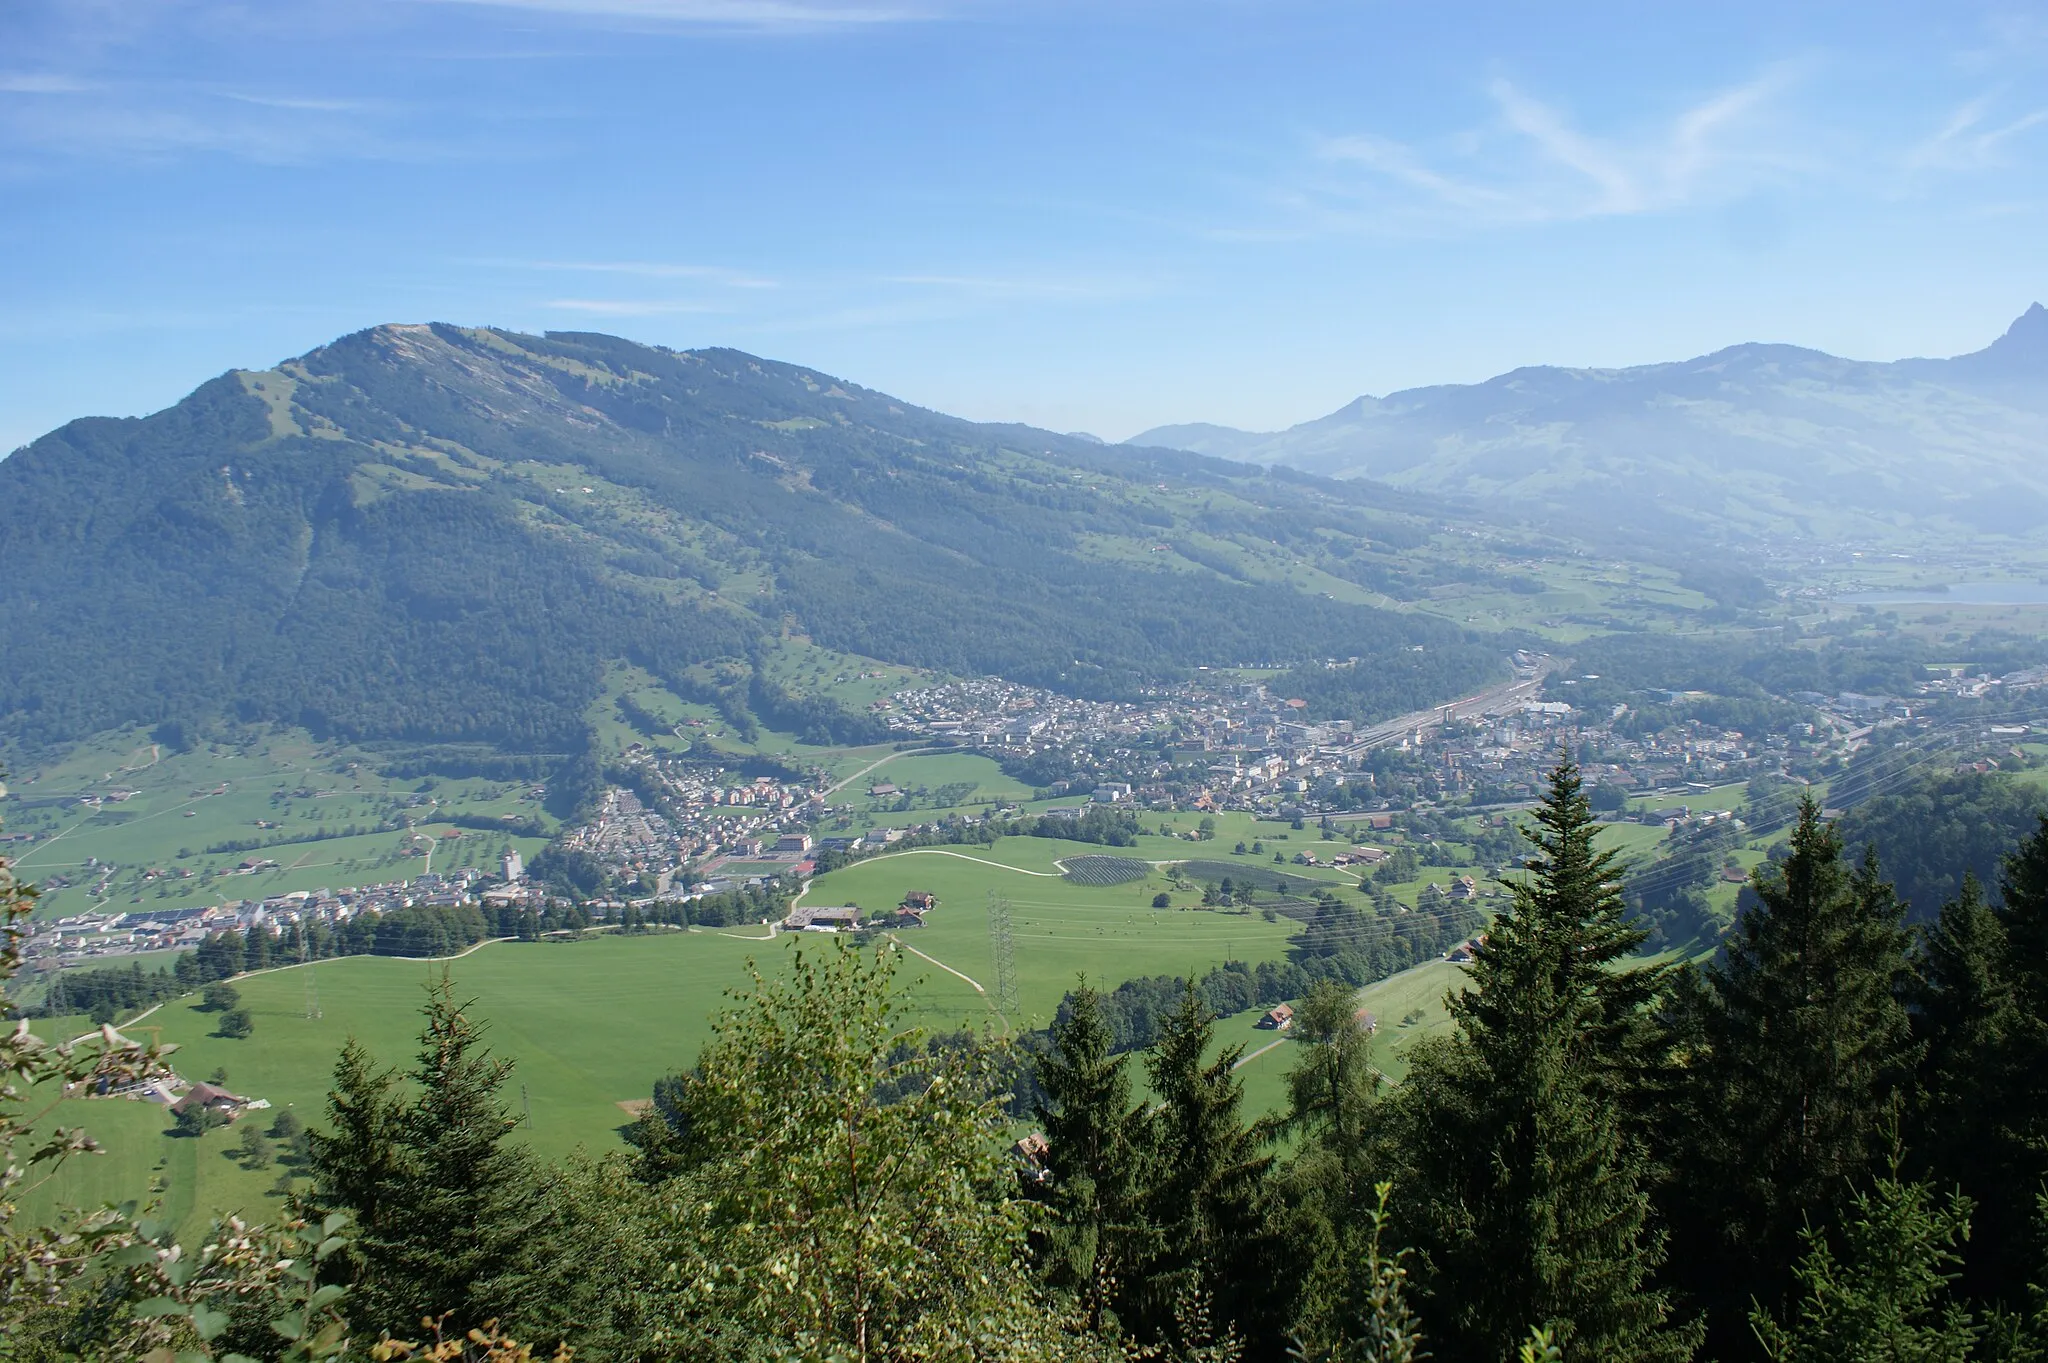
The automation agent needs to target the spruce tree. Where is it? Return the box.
[1388,758,1696,1363]
[1034,979,1149,1335]
[1665,797,1915,1357]
[1910,872,2028,1304]
[1137,981,1284,1354]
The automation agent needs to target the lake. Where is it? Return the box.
[1838,581,2048,606]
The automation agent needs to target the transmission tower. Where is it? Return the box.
[986,890,1019,1021]
[301,933,322,1020]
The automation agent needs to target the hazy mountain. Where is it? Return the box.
[1131,304,2048,540]
[0,324,1501,753]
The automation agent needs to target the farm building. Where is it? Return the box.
[902,891,938,911]
[171,1082,251,1121]
[1259,1003,1294,1030]
[782,906,862,932]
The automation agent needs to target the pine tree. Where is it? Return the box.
[1665,797,1915,1357]
[1034,979,1149,1335]
[1910,872,2028,1303]
[1751,1176,1975,1363]
[1137,981,1284,1354]
[1387,757,1696,1363]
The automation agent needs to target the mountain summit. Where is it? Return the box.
[1131,306,2048,540]
[0,324,1496,752]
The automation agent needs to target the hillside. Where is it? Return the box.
[0,324,1507,754]
[1133,304,2048,542]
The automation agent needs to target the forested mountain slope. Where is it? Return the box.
[1134,304,2048,541]
[0,324,1501,752]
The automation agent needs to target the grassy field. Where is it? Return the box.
[5,728,552,921]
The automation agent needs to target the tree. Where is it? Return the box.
[308,978,585,1346]
[1664,797,1915,1355]
[1384,758,1696,1363]
[202,981,241,1013]
[238,1124,273,1169]
[654,943,1053,1358]
[1910,872,2028,1303]
[1133,982,1284,1353]
[1034,979,1150,1335]
[1750,1177,1975,1363]
[1280,979,1382,1356]
[173,1102,227,1137]
[1154,892,1172,909]
[217,1007,254,1039]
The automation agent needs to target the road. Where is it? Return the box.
[1351,659,1559,755]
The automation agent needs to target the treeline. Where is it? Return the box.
[24,904,601,1020]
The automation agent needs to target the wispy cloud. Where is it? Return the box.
[0,73,96,94]
[1296,67,1806,233]
[544,297,730,314]
[484,258,781,288]
[409,0,928,26]
[1906,94,2048,172]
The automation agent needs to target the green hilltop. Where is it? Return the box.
[0,323,1508,756]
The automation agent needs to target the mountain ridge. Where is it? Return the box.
[1129,305,2048,540]
[0,323,1506,755]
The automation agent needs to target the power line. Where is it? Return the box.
[987,888,1018,1020]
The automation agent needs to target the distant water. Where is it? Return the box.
[1838,581,2048,606]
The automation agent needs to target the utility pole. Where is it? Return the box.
[986,889,1019,1022]
[301,932,321,1020]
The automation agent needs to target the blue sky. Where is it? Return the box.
[3,0,2045,451]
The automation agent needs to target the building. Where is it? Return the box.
[171,1082,250,1121]
[1259,1003,1294,1030]
[501,849,525,883]
[775,833,813,854]
[782,905,862,932]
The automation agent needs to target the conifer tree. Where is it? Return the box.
[1750,1176,1975,1363]
[1035,979,1150,1335]
[1665,797,1915,1356]
[1387,758,1696,1363]
[1137,981,1284,1354]
[1910,872,2028,1303]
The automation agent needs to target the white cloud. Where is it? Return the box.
[409,0,926,25]
[1302,68,1805,231]
[1906,94,2048,172]
[492,258,780,288]
[543,298,729,314]
[0,73,96,94]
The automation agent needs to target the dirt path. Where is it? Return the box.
[885,933,985,993]
[821,747,940,800]
[856,847,1062,877]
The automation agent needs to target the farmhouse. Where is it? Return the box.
[171,1082,251,1121]
[902,891,937,911]
[1258,1003,1294,1030]
[782,906,862,932]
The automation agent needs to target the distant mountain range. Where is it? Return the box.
[1132,305,2048,541]
[0,325,1503,753]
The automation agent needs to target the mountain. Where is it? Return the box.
[1131,305,2048,541]
[0,324,1505,754]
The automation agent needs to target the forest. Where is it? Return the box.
[8,760,2048,1362]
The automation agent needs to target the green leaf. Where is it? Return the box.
[315,1235,347,1261]
[112,1243,163,1266]
[192,1305,229,1341]
[132,1296,189,1318]
[307,1282,347,1312]
[321,1212,349,1236]
[271,1316,307,1342]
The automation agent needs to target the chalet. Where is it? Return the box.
[1354,1008,1378,1035]
[1448,875,1479,901]
[902,891,938,912]
[171,1082,249,1121]
[1258,1003,1294,1030]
